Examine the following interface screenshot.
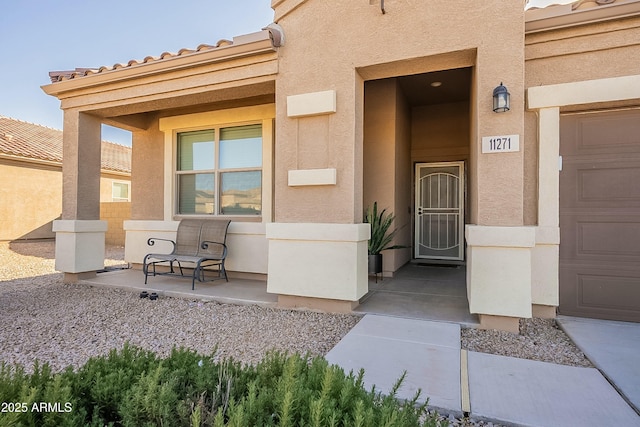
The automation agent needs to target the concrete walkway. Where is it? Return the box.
[326,314,640,427]
[557,316,640,414]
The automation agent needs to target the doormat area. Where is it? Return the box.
[415,263,461,269]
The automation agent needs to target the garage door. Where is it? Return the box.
[559,109,640,322]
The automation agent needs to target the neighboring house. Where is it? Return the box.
[0,116,131,243]
[41,0,640,330]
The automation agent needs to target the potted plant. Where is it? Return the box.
[364,202,404,275]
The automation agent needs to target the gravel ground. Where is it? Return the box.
[462,318,593,368]
[0,241,361,373]
[1,240,592,426]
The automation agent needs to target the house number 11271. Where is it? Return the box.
[481,134,520,153]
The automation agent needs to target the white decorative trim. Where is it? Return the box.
[53,220,107,273]
[465,225,536,248]
[527,75,640,109]
[158,105,276,221]
[52,220,108,233]
[286,90,336,117]
[124,220,268,273]
[288,168,337,186]
[526,74,640,310]
[266,222,370,241]
[465,225,534,318]
[537,107,560,227]
[266,223,370,301]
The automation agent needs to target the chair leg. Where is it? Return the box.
[192,261,201,290]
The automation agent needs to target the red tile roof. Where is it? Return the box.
[48,27,282,83]
[0,116,131,174]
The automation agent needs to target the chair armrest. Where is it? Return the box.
[147,237,176,253]
[200,241,227,258]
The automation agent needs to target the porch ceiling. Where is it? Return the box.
[97,85,276,131]
[397,68,472,107]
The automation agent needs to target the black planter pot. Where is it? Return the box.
[368,253,382,274]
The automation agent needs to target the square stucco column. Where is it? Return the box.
[466,225,535,320]
[53,220,107,275]
[54,111,105,280]
[266,223,370,310]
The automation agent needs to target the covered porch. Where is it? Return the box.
[82,262,476,325]
[357,263,477,326]
[83,268,277,308]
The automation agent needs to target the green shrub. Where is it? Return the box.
[0,345,439,426]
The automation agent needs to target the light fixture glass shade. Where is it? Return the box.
[493,83,510,113]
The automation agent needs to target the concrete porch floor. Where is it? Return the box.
[357,263,479,327]
[84,263,477,326]
[82,268,278,307]
[15,240,474,323]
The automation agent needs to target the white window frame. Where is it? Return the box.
[111,180,131,202]
[159,105,275,222]
[175,124,263,216]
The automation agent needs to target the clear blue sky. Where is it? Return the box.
[0,0,274,146]
[0,1,570,146]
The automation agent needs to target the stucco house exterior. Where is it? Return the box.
[42,0,640,331]
[0,116,131,243]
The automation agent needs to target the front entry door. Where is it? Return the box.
[415,162,464,260]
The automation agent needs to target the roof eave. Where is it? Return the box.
[0,153,61,167]
[42,30,277,98]
[0,153,131,175]
[525,0,640,33]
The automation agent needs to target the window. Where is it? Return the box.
[177,124,262,215]
[112,181,130,201]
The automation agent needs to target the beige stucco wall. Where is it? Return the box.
[393,82,412,270]
[362,79,412,273]
[0,158,130,241]
[523,15,640,224]
[272,0,526,226]
[412,102,470,164]
[100,202,131,246]
[131,120,164,221]
[99,174,130,202]
[0,159,61,240]
[363,83,470,273]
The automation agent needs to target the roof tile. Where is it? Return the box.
[0,116,131,174]
[47,28,282,83]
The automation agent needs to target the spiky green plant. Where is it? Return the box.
[364,202,405,255]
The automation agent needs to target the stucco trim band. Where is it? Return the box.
[124,220,268,273]
[266,223,370,301]
[288,168,337,186]
[466,225,535,318]
[52,220,107,273]
[465,225,536,248]
[527,74,640,109]
[286,90,336,117]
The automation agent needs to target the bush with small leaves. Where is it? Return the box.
[0,345,439,426]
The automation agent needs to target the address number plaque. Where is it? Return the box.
[481,134,520,154]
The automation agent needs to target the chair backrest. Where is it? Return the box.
[198,219,231,258]
[175,219,203,256]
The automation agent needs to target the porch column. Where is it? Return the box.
[268,85,370,311]
[53,110,107,281]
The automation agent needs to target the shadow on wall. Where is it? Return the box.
[14,215,61,241]
[8,202,131,248]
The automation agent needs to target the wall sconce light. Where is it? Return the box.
[493,82,510,113]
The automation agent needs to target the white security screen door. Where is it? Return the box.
[415,162,464,260]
